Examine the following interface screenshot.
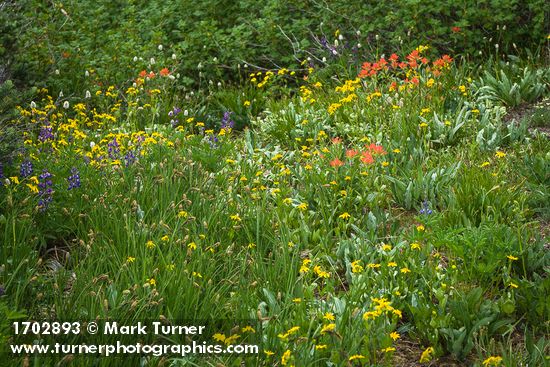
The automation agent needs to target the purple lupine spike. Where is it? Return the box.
[107,137,120,159]
[38,122,55,142]
[221,111,234,129]
[67,168,81,190]
[419,200,433,215]
[124,150,136,167]
[20,160,33,178]
[38,169,54,211]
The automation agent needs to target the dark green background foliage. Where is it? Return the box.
[1,0,548,92]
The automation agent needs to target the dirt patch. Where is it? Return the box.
[392,337,470,366]
[503,100,550,138]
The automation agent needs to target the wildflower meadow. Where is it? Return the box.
[0,1,549,366]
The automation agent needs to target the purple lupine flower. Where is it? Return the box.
[67,168,81,190]
[419,200,433,215]
[20,160,33,178]
[38,169,54,211]
[221,111,234,129]
[208,135,219,148]
[124,150,136,167]
[169,107,182,128]
[107,137,120,159]
[38,121,54,142]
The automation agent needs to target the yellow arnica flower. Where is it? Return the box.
[482,356,503,366]
[507,255,518,261]
[320,323,335,334]
[349,355,365,361]
[281,350,291,366]
[419,346,434,363]
[339,212,351,219]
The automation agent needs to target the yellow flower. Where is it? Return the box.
[213,333,226,343]
[9,176,19,184]
[224,334,240,345]
[351,260,364,273]
[281,350,291,366]
[480,161,490,168]
[390,331,400,341]
[362,311,380,320]
[292,298,302,303]
[313,265,330,278]
[243,100,251,107]
[323,312,335,321]
[392,148,401,153]
[506,255,518,261]
[410,242,421,250]
[147,278,156,287]
[339,212,351,220]
[416,224,425,231]
[315,344,327,350]
[482,356,503,366]
[320,323,335,334]
[126,256,136,263]
[382,243,392,251]
[495,151,506,158]
[299,259,311,274]
[382,347,396,353]
[177,210,188,218]
[297,203,308,211]
[241,326,255,333]
[161,235,169,242]
[264,350,274,356]
[146,241,156,249]
[188,242,197,250]
[26,184,39,193]
[509,282,518,289]
[328,103,342,115]
[230,214,242,222]
[388,262,397,267]
[400,267,411,274]
[349,355,365,361]
[419,346,434,363]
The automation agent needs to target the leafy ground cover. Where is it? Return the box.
[1,33,549,367]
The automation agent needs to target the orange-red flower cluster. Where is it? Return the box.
[358,50,453,79]
[329,144,386,168]
[138,68,170,79]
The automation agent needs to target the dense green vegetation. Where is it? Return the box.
[0,1,549,366]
